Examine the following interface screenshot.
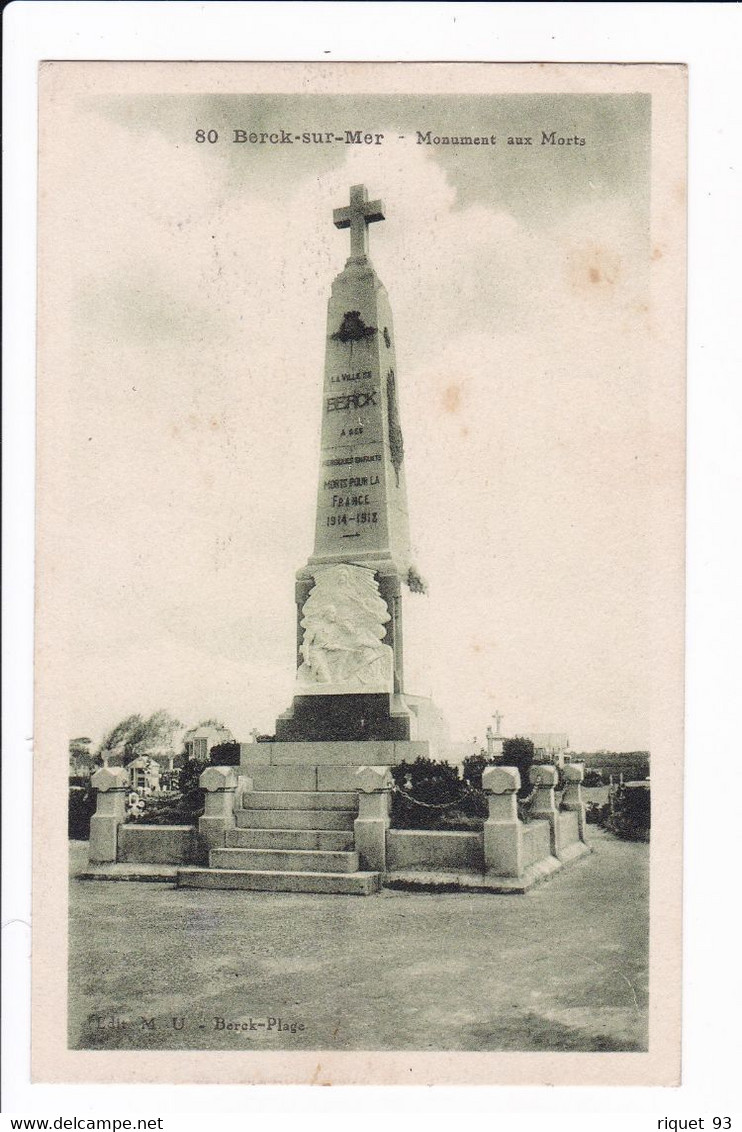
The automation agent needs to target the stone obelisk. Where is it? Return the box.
[307,185,412,579]
[276,185,419,743]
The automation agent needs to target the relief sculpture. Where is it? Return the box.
[296,564,393,694]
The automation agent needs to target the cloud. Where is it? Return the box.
[45,100,652,749]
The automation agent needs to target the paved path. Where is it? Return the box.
[68,829,647,1052]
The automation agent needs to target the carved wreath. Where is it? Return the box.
[331,310,377,343]
[386,368,404,485]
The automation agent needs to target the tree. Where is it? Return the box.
[97,710,182,765]
[69,736,96,779]
[502,736,536,798]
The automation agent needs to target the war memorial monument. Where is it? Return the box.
[89,184,591,893]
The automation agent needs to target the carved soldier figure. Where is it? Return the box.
[296,564,393,691]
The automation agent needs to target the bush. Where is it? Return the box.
[176,758,208,816]
[586,785,650,840]
[586,801,610,825]
[605,784,650,841]
[69,785,97,840]
[583,769,604,787]
[209,741,241,766]
[461,753,488,789]
[462,740,536,800]
[390,758,487,830]
[502,737,535,798]
[125,758,209,826]
[127,792,201,826]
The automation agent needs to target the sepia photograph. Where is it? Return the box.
[31,60,685,1087]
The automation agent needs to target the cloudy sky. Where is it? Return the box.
[40,80,653,751]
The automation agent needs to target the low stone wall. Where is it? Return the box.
[522,820,552,869]
[386,830,483,873]
[117,825,203,865]
[86,762,588,881]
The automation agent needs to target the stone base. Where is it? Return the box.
[383,858,563,894]
[117,824,202,866]
[559,839,593,866]
[240,740,430,772]
[383,838,592,894]
[275,692,412,742]
[386,829,483,873]
[75,864,180,882]
[177,867,381,895]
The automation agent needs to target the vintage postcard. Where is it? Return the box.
[33,61,686,1086]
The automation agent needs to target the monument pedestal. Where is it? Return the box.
[275,692,413,743]
[274,690,449,756]
[240,739,430,778]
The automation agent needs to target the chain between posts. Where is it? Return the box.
[392,783,483,811]
[392,784,539,823]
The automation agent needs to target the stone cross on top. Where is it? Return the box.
[333,184,385,261]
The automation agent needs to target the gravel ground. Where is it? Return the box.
[68,828,648,1052]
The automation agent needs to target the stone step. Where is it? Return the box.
[236,808,356,831]
[249,766,318,792]
[242,790,358,812]
[225,828,353,852]
[240,740,430,767]
[210,848,360,873]
[248,766,364,793]
[177,867,381,895]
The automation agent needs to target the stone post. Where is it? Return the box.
[482,766,523,878]
[235,774,253,811]
[529,763,561,858]
[561,763,587,842]
[89,767,129,863]
[354,766,393,872]
[199,765,239,851]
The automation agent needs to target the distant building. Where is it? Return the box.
[521,733,570,768]
[127,755,162,792]
[478,714,570,768]
[96,743,178,773]
[404,696,451,762]
[140,744,181,772]
[183,723,235,761]
[446,740,480,770]
[456,726,572,770]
